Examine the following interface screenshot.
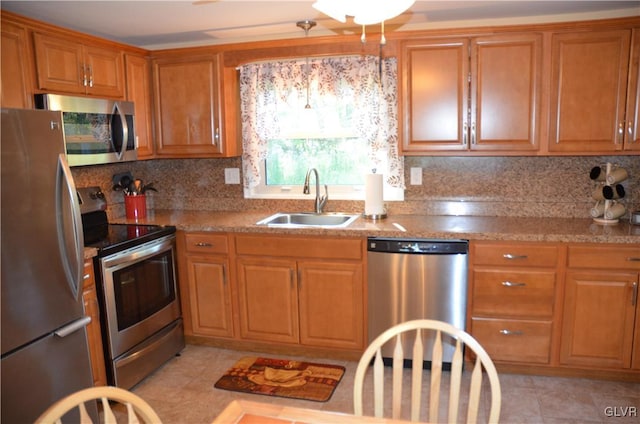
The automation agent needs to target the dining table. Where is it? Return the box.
[212,399,417,423]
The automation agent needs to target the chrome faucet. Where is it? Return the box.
[303,168,328,214]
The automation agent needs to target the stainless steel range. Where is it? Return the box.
[78,186,184,389]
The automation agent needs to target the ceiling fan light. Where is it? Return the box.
[353,0,415,25]
[312,0,347,23]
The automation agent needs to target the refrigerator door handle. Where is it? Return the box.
[54,316,92,338]
[57,153,84,299]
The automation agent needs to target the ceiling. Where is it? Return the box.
[2,1,639,50]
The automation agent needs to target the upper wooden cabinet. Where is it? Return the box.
[152,52,240,158]
[1,20,34,108]
[624,28,640,152]
[33,32,125,98]
[401,33,542,153]
[548,29,634,153]
[125,54,154,159]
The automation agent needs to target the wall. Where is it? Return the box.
[72,155,639,220]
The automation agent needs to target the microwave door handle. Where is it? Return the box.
[56,153,84,300]
[112,102,129,160]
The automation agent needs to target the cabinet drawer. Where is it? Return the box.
[235,235,362,260]
[567,245,640,270]
[471,317,552,364]
[473,242,558,267]
[472,270,555,318]
[184,233,228,254]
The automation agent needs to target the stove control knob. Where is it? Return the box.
[91,190,105,200]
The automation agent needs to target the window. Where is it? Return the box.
[240,55,404,201]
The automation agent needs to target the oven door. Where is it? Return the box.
[99,235,180,359]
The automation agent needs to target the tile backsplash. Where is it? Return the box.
[72,155,639,220]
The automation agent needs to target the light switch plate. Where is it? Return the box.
[224,168,240,184]
[410,167,422,185]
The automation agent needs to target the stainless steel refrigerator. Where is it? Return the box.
[1,108,97,423]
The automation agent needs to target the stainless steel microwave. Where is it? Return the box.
[35,94,137,167]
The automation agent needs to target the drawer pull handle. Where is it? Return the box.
[502,281,526,287]
[499,329,523,336]
[503,253,528,260]
[627,257,640,262]
[633,282,638,307]
[195,242,213,247]
[83,273,91,280]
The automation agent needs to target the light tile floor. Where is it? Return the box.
[131,344,640,423]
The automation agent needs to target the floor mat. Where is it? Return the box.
[214,356,345,402]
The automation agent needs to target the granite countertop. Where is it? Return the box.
[118,210,640,244]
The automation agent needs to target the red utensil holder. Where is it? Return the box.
[124,195,147,220]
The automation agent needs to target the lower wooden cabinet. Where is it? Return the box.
[179,232,234,338]
[177,232,365,353]
[469,241,559,365]
[235,234,365,351]
[236,257,299,344]
[82,260,107,386]
[471,317,552,364]
[185,255,233,338]
[560,244,640,370]
[298,261,363,349]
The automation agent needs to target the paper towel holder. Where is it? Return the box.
[363,210,387,220]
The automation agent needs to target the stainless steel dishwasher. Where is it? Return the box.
[367,237,469,366]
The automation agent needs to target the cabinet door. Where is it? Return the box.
[33,32,85,93]
[402,38,469,152]
[154,54,222,157]
[560,271,637,369]
[126,54,154,158]
[236,257,299,343]
[624,28,640,151]
[185,255,233,338]
[1,21,34,108]
[82,262,107,386]
[633,284,640,370]
[83,44,124,98]
[298,261,364,349]
[471,34,541,151]
[549,30,631,152]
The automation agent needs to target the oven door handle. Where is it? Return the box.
[56,153,84,300]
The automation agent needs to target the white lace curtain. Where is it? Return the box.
[239,55,404,189]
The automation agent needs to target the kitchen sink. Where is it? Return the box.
[256,212,359,228]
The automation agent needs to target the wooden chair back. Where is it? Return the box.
[353,319,501,423]
[35,386,162,424]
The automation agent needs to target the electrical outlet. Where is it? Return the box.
[224,168,240,184]
[410,167,422,185]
